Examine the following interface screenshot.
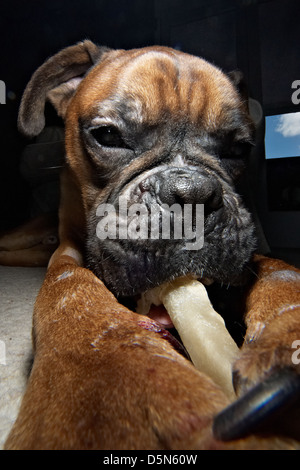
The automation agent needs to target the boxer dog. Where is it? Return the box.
[5,41,300,449]
[18,41,257,296]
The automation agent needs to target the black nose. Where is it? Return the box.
[156,169,223,213]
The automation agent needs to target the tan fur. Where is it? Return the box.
[5,256,298,449]
[234,255,300,399]
[4,42,300,449]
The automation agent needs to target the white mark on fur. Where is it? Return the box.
[153,353,180,362]
[91,335,102,349]
[277,303,300,316]
[91,320,120,349]
[246,321,266,343]
[266,270,300,283]
[55,270,74,282]
[152,350,188,364]
[61,295,67,307]
[56,294,68,311]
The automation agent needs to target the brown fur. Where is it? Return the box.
[234,255,300,396]
[4,255,298,449]
[4,42,300,449]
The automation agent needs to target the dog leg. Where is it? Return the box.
[4,251,220,449]
[0,213,58,266]
[215,255,300,441]
[235,255,300,388]
[5,250,298,449]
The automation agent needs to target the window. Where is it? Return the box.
[265,112,300,159]
[265,112,300,211]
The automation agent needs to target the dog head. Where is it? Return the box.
[18,40,256,297]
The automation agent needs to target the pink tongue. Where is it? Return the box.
[147,304,173,328]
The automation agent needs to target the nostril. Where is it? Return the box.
[173,193,187,207]
[171,177,192,203]
[192,177,223,217]
[158,177,194,206]
[146,168,224,213]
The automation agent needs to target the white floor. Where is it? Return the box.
[0,266,46,449]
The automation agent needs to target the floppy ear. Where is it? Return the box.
[18,40,110,138]
[227,70,249,106]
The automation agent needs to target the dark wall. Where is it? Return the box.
[0,0,157,229]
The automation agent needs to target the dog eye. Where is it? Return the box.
[232,142,252,157]
[221,141,253,159]
[91,126,128,149]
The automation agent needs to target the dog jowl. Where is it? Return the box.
[18,41,257,297]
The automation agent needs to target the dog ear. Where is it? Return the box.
[46,77,83,120]
[18,40,110,138]
[227,70,249,106]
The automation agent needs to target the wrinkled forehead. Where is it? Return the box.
[74,48,242,129]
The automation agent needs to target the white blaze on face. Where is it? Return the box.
[138,277,239,399]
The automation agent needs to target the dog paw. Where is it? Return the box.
[213,310,300,442]
[233,309,300,395]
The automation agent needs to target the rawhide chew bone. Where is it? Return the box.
[138,277,239,399]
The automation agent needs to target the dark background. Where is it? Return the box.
[0,0,299,262]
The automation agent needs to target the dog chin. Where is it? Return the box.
[85,201,257,298]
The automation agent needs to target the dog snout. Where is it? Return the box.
[155,169,223,214]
